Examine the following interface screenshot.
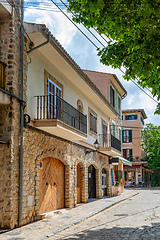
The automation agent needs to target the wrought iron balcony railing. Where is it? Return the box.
[35,95,87,134]
[98,134,121,152]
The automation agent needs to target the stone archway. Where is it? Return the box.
[102,168,107,196]
[88,165,96,198]
[77,163,82,203]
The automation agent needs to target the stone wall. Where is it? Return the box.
[0,2,21,229]
[22,126,111,225]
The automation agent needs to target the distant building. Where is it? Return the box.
[122,109,150,186]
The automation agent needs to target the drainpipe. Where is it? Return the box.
[19,0,24,227]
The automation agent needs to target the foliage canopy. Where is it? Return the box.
[141,123,160,171]
[68,0,160,113]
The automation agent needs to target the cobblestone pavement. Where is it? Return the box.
[52,188,160,240]
[1,188,160,240]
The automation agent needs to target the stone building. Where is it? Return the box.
[122,109,149,186]
[0,3,128,229]
[0,0,22,229]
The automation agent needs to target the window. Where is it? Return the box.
[47,78,62,119]
[118,96,121,115]
[110,85,115,108]
[123,149,133,161]
[0,61,6,90]
[122,130,132,143]
[125,115,137,120]
[122,115,123,120]
[90,112,97,134]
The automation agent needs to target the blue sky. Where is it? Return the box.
[24,0,160,126]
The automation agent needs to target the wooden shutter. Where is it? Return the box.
[112,123,115,137]
[118,97,121,115]
[119,128,121,141]
[125,115,129,120]
[110,86,113,106]
[129,130,132,142]
[122,130,124,142]
[129,149,133,161]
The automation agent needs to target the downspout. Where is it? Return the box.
[19,0,24,227]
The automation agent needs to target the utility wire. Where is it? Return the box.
[59,0,157,101]
[5,0,159,104]
[50,0,99,48]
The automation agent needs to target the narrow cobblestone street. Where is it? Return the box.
[1,188,160,240]
[53,188,160,240]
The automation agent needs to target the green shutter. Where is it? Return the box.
[122,130,124,142]
[129,130,132,142]
[119,128,121,141]
[110,85,113,106]
[125,115,128,120]
[112,123,115,137]
[118,97,121,115]
[129,149,133,161]
[134,115,137,119]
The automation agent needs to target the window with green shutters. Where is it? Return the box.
[125,114,137,120]
[123,149,133,161]
[122,130,132,143]
[118,96,121,115]
[110,85,115,108]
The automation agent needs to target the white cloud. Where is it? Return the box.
[24,2,160,125]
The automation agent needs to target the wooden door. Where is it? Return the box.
[77,164,82,203]
[88,165,96,198]
[39,157,65,214]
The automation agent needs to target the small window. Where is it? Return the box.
[122,130,132,143]
[123,149,133,161]
[90,112,97,134]
[0,61,6,90]
[125,115,137,120]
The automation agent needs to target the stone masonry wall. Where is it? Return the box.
[22,126,111,225]
[0,3,21,229]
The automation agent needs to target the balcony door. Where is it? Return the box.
[48,78,62,119]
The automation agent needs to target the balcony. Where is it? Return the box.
[33,95,87,141]
[98,134,121,157]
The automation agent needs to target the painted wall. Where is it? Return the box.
[122,111,145,160]
[26,50,111,146]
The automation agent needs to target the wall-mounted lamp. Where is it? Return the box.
[85,139,99,155]
[94,139,99,150]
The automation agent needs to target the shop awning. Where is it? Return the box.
[118,156,132,166]
[110,156,132,166]
[123,165,140,169]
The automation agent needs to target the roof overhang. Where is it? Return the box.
[0,1,12,16]
[122,109,147,119]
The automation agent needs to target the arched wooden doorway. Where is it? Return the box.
[88,165,96,198]
[102,168,107,196]
[39,157,65,214]
[77,163,82,203]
